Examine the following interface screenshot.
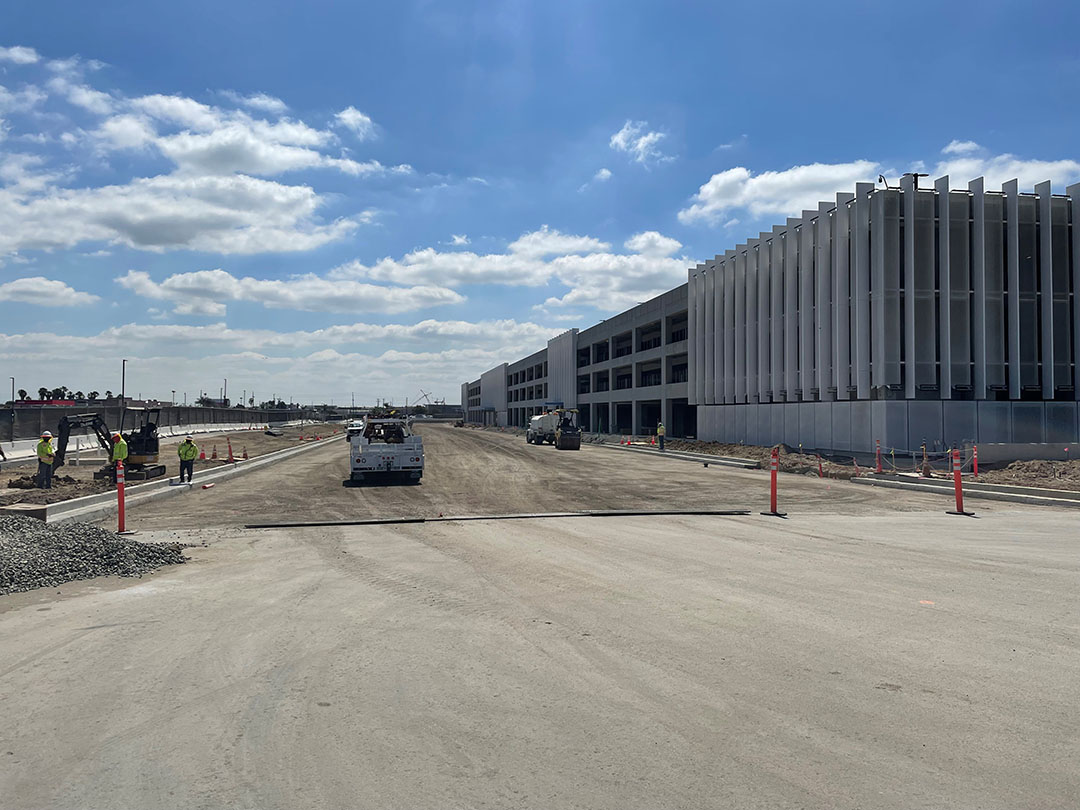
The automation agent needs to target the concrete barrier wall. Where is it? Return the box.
[1,419,306,464]
[2,405,306,443]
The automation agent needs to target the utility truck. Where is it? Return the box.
[347,417,424,484]
[526,408,581,450]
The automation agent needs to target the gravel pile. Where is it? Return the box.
[0,515,187,595]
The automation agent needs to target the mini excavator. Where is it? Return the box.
[53,407,166,480]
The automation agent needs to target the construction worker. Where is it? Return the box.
[656,421,666,451]
[36,431,55,489]
[110,431,128,483]
[177,435,198,483]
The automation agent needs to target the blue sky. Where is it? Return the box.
[2,0,1078,404]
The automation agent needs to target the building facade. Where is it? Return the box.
[464,175,1080,453]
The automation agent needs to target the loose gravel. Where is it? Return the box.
[0,515,187,595]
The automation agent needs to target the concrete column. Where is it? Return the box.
[758,231,772,403]
[1037,180,1054,398]
[703,264,715,405]
[1069,183,1080,401]
[724,251,736,403]
[734,247,746,403]
[853,182,874,399]
[871,189,901,392]
[713,260,724,403]
[938,176,954,398]
[784,219,799,400]
[833,193,853,400]
[770,225,785,402]
[746,240,759,402]
[815,202,833,401]
[799,211,816,400]
[971,177,988,399]
[687,268,698,404]
[1003,180,1021,398]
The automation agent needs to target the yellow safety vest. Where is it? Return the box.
[178,441,198,461]
[657,424,666,436]
[37,440,55,463]
[111,438,129,462]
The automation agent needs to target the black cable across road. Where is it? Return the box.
[244,508,752,529]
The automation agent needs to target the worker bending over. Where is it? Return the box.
[36,431,55,489]
[110,431,128,482]
[177,435,198,483]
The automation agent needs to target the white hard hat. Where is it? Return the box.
[41,430,52,438]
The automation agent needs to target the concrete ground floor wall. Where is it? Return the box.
[576,396,697,438]
[696,400,1080,456]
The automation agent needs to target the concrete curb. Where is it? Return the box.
[587,441,760,469]
[850,475,1080,509]
[5,435,345,524]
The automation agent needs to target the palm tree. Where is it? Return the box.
[88,391,99,401]
[17,389,27,400]
[37,387,48,400]
[105,390,113,400]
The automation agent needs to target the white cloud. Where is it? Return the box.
[0,46,40,65]
[942,139,980,155]
[220,90,288,115]
[679,144,1080,227]
[0,319,562,402]
[931,152,1080,192]
[610,120,673,167]
[332,226,693,312]
[131,93,223,131]
[678,160,879,224]
[93,113,156,150]
[0,276,99,306]
[623,231,681,257]
[507,225,610,258]
[335,106,375,139]
[116,268,464,315]
[47,76,114,115]
[0,173,358,254]
[0,83,47,113]
[450,234,470,246]
[578,167,612,192]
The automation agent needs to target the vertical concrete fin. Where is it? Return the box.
[1069,183,1080,401]
[1004,179,1021,399]
[970,177,987,399]
[854,182,874,399]
[1036,180,1054,398]
[937,176,952,398]
[833,193,853,400]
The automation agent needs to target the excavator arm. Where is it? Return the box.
[53,413,113,470]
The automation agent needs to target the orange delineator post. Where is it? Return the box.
[946,448,974,516]
[817,455,824,478]
[116,459,126,533]
[226,438,235,463]
[973,445,979,477]
[875,439,883,473]
[211,445,218,460]
[760,447,787,518]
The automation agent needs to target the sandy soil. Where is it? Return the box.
[977,458,1080,492]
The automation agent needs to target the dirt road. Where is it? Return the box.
[2,424,1078,809]
[119,423,961,530]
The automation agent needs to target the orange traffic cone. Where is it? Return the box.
[199,448,206,460]
[299,434,304,441]
[651,436,656,446]
[211,445,218,460]
[242,447,249,460]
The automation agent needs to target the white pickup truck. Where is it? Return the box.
[348,417,424,484]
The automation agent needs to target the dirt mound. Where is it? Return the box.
[978,459,1080,492]
[663,439,860,479]
[7,474,81,490]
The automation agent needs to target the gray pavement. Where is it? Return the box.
[1,427,1078,808]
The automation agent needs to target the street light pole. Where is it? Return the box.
[121,359,127,430]
[9,376,14,447]
[223,378,228,406]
